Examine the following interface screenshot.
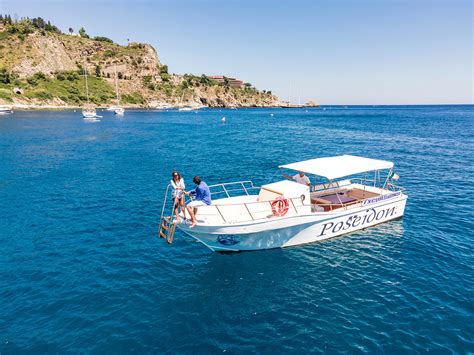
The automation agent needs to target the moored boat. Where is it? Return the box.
[178,106,194,111]
[114,107,125,115]
[82,107,98,119]
[0,105,13,114]
[81,65,100,120]
[155,102,175,110]
[159,155,408,252]
[112,65,125,116]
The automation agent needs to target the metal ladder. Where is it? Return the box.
[158,216,177,244]
[158,184,175,243]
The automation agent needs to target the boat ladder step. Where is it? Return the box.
[158,216,177,244]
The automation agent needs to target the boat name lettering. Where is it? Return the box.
[318,206,397,237]
[217,235,240,246]
[363,192,401,206]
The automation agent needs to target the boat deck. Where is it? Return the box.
[311,187,380,211]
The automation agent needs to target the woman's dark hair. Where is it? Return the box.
[193,176,201,185]
[172,171,181,181]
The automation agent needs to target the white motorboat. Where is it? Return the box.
[178,106,194,111]
[114,107,124,115]
[159,155,408,252]
[0,105,13,114]
[155,103,175,110]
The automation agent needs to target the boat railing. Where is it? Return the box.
[209,195,307,224]
[204,183,405,224]
[160,181,258,222]
[348,178,405,193]
[208,180,259,198]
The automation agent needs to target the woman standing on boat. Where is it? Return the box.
[171,171,186,223]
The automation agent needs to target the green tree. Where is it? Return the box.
[159,65,168,74]
[95,64,101,77]
[223,76,230,90]
[199,74,213,86]
[0,68,12,84]
[78,27,88,38]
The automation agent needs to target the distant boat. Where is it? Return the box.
[114,107,124,115]
[82,107,98,119]
[155,102,175,110]
[280,103,304,108]
[177,92,206,111]
[280,84,304,108]
[0,105,13,114]
[112,65,124,116]
[82,65,99,120]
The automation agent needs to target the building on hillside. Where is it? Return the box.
[209,75,244,88]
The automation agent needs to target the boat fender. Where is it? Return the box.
[271,196,289,217]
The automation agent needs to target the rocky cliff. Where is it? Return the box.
[0,19,280,108]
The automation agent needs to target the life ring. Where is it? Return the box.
[271,196,289,217]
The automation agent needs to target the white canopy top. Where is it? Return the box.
[279,155,394,180]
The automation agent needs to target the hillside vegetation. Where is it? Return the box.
[0,15,280,107]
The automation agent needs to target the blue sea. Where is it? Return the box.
[0,106,473,353]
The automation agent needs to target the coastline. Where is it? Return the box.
[3,103,471,111]
[2,102,286,110]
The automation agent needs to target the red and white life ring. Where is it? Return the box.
[271,196,289,217]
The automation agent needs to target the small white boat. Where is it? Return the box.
[159,155,408,252]
[112,65,125,116]
[82,107,99,120]
[178,106,194,111]
[155,103,175,110]
[81,65,100,120]
[0,105,13,114]
[114,107,124,115]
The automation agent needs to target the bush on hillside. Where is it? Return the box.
[93,36,113,43]
[0,68,15,84]
[78,27,89,38]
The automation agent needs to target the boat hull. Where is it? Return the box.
[177,196,407,251]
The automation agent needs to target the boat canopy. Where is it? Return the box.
[279,155,394,180]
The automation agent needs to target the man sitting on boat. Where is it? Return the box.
[185,176,212,228]
[282,170,311,187]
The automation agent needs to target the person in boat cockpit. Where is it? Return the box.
[185,176,212,228]
[282,170,311,187]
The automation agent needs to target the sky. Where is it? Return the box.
[1,0,472,104]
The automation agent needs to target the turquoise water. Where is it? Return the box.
[0,106,473,352]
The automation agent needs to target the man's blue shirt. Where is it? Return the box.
[190,182,212,205]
